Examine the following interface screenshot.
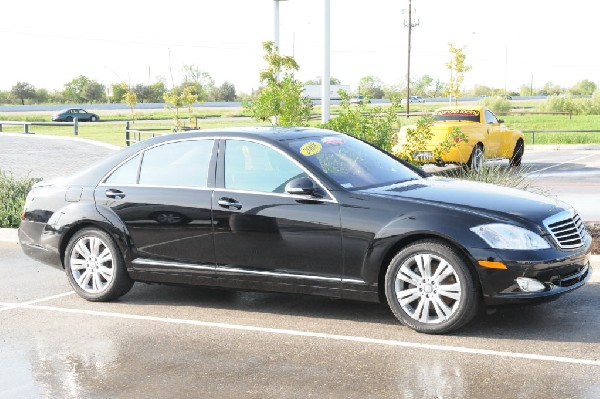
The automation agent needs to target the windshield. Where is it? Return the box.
[433,109,480,123]
[284,134,421,190]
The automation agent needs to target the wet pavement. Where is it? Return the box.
[1,242,599,398]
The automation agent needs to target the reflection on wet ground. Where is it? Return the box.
[2,242,599,398]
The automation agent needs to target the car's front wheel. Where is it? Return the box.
[385,240,479,334]
[65,228,133,301]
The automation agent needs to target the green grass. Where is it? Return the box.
[2,101,600,146]
[0,119,272,147]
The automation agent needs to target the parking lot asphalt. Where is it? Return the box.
[1,134,599,398]
[1,241,599,398]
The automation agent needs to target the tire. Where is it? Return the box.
[64,228,133,301]
[65,116,73,122]
[90,116,97,122]
[384,240,479,334]
[509,140,524,167]
[466,144,484,173]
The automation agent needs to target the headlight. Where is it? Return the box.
[470,223,551,250]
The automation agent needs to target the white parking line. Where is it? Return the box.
[0,291,74,312]
[524,153,598,176]
[4,303,599,367]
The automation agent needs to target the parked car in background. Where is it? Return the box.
[393,106,524,172]
[19,127,591,334]
[349,96,370,105]
[51,108,100,122]
[402,96,425,104]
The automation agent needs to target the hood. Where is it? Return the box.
[359,177,570,225]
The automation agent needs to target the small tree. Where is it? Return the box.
[111,82,129,103]
[244,41,312,126]
[164,91,184,128]
[123,90,137,120]
[180,86,198,122]
[10,82,36,105]
[445,43,471,104]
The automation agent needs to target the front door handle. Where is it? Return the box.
[218,197,242,210]
[105,189,126,199]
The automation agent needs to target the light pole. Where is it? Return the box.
[403,0,419,118]
[273,0,288,51]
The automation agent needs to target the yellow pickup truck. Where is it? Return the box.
[392,106,524,171]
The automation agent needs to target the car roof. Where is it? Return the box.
[152,126,344,143]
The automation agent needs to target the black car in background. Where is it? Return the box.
[19,128,592,334]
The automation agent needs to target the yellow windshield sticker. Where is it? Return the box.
[300,141,322,156]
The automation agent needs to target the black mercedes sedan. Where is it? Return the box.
[19,127,592,334]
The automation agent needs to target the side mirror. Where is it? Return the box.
[498,119,504,123]
[285,177,318,197]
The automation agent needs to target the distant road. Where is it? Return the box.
[0,96,552,113]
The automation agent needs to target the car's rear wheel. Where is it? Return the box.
[90,116,97,122]
[65,228,133,301]
[466,144,484,173]
[509,140,524,167]
[385,240,479,334]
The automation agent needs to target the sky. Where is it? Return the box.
[1,0,598,95]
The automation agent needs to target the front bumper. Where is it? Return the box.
[470,241,592,306]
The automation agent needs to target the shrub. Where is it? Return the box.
[0,171,40,228]
[320,92,401,152]
[479,97,511,113]
[440,163,537,192]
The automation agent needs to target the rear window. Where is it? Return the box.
[433,109,480,123]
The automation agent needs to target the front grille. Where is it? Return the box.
[543,211,586,249]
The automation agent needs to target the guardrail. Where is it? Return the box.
[0,120,79,135]
[522,129,600,144]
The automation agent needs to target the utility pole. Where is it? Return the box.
[404,0,419,118]
[322,0,331,123]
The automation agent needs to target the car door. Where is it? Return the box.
[212,138,343,292]
[484,109,503,157]
[95,138,217,277]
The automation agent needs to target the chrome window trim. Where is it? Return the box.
[221,137,338,203]
[100,136,219,185]
[215,188,337,203]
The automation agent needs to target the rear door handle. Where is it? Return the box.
[218,198,242,210]
[105,189,126,199]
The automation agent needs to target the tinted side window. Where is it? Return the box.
[138,140,214,187]
[225,140,306,193]
[105,154,141,184]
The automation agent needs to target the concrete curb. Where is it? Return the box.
[0,227,598,281]
[0,228,18,244]
[527,144,600,151]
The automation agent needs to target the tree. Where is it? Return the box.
[82,81,106,103]
[123,90,137,120]
[180,65,215,101]
[244,41,312,126]
[569,79,597,96]
[10,82,36,105]
[111,82,129,103]
[537,82,563,96]
[146,82,167,103]
[63,75,105,103]
[358,76,384,99]
[445,43,471,104]
[411,75,434,97]
[215,81,237,102]
[133,84,151,103]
